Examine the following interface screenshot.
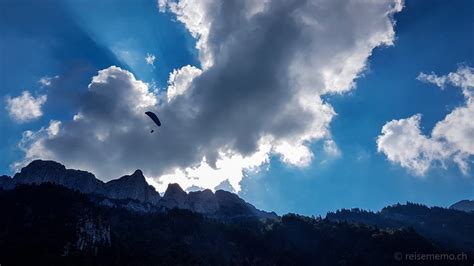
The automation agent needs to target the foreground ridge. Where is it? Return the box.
[0,184,471,266]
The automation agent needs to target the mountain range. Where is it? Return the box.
[1,160,473,265]
[0,160,276,220]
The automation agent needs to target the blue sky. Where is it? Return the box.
[1,0,473,216]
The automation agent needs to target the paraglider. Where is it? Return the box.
[145,111,161,133]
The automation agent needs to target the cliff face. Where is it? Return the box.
[104,170,161,205]
[161,183,188,209]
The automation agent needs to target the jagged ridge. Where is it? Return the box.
[0,160,276,219]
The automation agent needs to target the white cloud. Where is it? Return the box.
[6,91,47,123]
[166,65,202,102]
[377,114,449,175]
[323,139,341,158]
[17,0,403,192]
[417,73,448,89]
[378,66,474,175]
[161,0,214,69]
[418,66,474,98]
[145,53,156,66]
[89,66,157,110]
[38,75,59,87]
[157,0,168,12]
[273,140,313,167]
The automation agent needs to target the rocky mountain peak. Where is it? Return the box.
[13,160,102,193]
[161,183,187,209]
[131,169,145,178]
[23,159,66,171]
[104,170,161,204]
[187,189,219,213]
[112,169,147,184]
[14,160,66,182]
[164,183,186,198]
[215,189,241,201]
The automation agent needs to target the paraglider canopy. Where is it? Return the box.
[145,112,161,133]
